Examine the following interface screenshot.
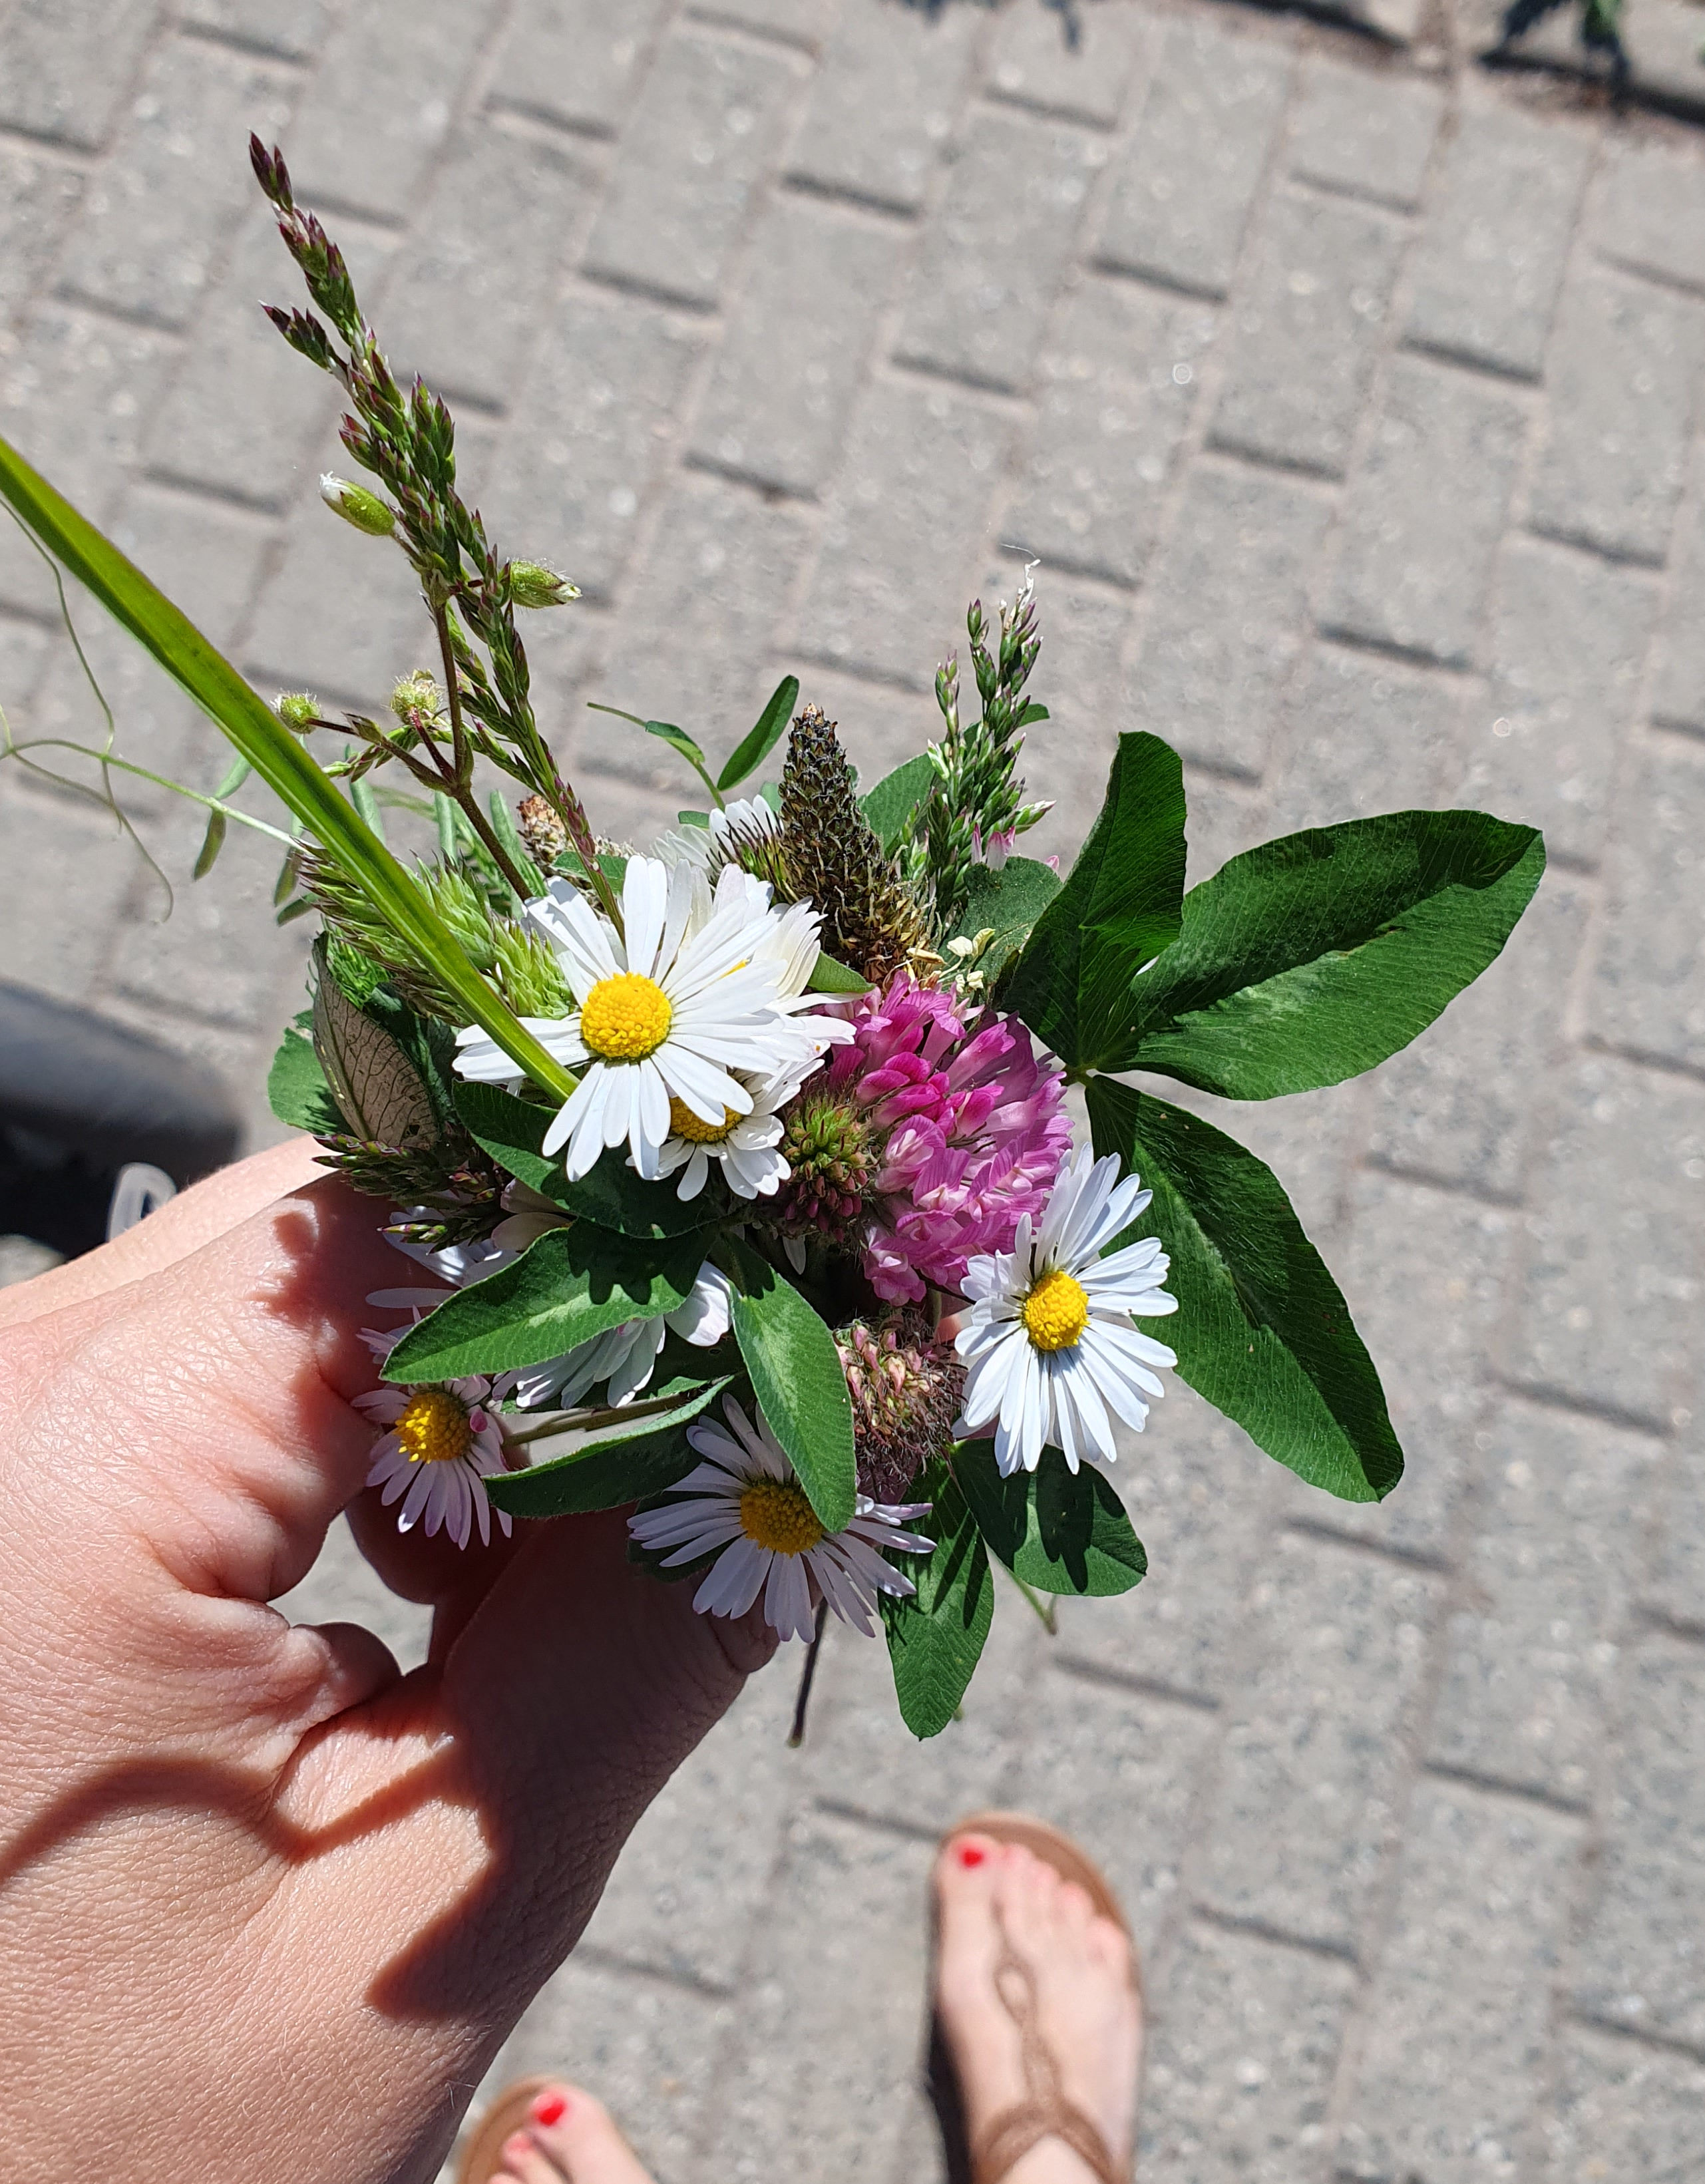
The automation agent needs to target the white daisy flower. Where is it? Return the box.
[510,1262,734,1411]
[954,1145,1179,1479]
[652,1059,811,1202]
[354,1326,513,1549]
[628,1395,934,1642]
[452,856,848,1183]
[657,795,782,876]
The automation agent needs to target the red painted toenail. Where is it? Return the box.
[958,1843,986,1869]
[532,2091,569,2126]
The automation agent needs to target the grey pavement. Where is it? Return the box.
[2,0,1704,2177]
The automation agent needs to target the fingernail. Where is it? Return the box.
[958,1843,986,1869]
[532,2091,569,2127]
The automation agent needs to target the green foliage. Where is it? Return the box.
[1087,1077,1401,1502]
[882,1461,994,1738]
[453,1082,717,1238]
[954,1439,1147,1596]
[1116,812,1545,1095]
[193,756,250,877]
[718,675,799,793]
[944,854,1061,993]
[1497,0,1626,87]
[1006,733,1187,1070]
[383,1226,705,1382]
[311,941,439,1150]
[487,1378,731,1517]
[860,753,936,853]
[807,952,874,995]
[909,582,1052,932]
[646,719,718,795]
[267,1014,343,1135]
[725,1239,856,1533]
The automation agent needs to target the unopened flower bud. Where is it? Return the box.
[319,473,395,536]
[509,560,580,609]
[516,793,569,866]
[274,691,319,732]
[836,1312,964,1504]
[390,669,441,723]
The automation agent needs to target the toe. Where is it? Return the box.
[526,2083,655,2184]
[998,1844,1063,1948]
[1087,1911,1134,1980]
[1055,1877,1096,1934]
[496,2133,566,2184]
[936,1830,1000,1894]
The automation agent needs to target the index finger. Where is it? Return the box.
[0,1136,325,1333]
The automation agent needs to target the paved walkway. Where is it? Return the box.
[3,0,1705,2175]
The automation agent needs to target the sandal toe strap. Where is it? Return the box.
[965,1903,1129,2183]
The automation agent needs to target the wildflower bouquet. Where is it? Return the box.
[0,143,1546,1737]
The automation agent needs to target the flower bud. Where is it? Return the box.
[837,1313,964,1504]
[319,473,395,536]
[274,691,319,732]
[509,559,580,608]
[390,669,441,722]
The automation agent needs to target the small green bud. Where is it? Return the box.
[275,691,319,732]
[493,922,573,1016]
[319,472,395,536]
[509,560,580,609]
[419,864,498,972]
[390,669,441,723]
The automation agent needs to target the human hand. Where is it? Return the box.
[0,1143,773,2184]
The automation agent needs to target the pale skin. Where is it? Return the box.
[0,1142,773,2184]
[0,1147,1141,2184]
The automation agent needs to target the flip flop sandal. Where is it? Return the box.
[454,2076,561,2184]
[928,1809,1141,2184]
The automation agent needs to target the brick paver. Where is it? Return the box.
[3,1,1705,2176]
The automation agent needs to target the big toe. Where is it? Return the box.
[524,2086,654,2184]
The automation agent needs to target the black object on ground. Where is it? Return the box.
[0,981,240,1259]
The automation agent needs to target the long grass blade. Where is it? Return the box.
[0,433,576,1102]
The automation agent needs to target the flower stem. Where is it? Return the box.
[1006,1568,1058,1636]
[431,602,538,902]
[787,1598,831,1747]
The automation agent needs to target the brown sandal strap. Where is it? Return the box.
[968,1903,1127,2184]
[974,2098,1123,2184]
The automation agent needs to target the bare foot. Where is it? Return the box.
[487,2084,654,2184]
[934,1833,1143,2184]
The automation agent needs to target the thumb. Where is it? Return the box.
[9,1170,402,1610]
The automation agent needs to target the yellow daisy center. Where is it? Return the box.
[669,1096,739,1145]
[1020,1267,1090,1354]
[393,1388,474,1465]
[580,972,673,1061]
[738,1477,825,1556]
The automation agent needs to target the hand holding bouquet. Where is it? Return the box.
[0,142,1545,1737]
